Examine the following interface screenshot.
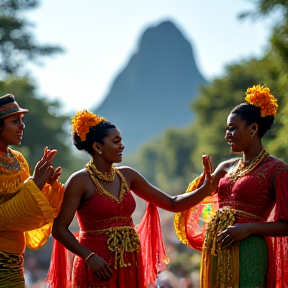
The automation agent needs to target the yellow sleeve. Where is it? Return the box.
[41,180,65,217]
[25,180,65,250]
[173,173,205,244]
[0,179,55,232]
[0,150,65,250]
[12,148,65,217]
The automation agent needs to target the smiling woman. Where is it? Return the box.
[0,114,25,146]
[174,85,288,288]
[0,94,65,288]
[46,109,223,288]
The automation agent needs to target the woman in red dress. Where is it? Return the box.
[46,110,220,288]
[174,85,288,287]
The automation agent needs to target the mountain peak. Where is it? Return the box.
[139,20,185,48]
[94,20,207,153]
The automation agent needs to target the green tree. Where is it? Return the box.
[190,55,288,168]
[240,0,288,70]
[0,0,83,182]
[241,0,288,162]
[0,0,63,78]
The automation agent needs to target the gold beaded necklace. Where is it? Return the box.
[0,149,21,174]
[227,149,269,183]
[85,162,128,203]
[87,160,115,182]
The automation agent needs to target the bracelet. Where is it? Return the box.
[84,252,95,261]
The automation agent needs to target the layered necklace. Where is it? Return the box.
[85,161,128,203]
[87,160,116,181]
[227,149,269,183]
[0,148,21,174]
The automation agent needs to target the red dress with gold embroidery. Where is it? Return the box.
[216,156,288,287]
[174,156,288,287]
[72,187,145,288]
[217,156,288,224]
[47,168,168,288]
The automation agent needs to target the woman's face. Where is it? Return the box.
[225,113,252,153]
[99,128,124,163]
[0,114,25,147]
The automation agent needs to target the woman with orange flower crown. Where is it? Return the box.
[174,85,288,287]
[0,94,65,288]
[45,105,225,288]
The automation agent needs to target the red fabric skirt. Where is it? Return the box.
[46,204,168,288]
[72,233,145,288]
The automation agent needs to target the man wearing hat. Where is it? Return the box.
[0,94,65,288]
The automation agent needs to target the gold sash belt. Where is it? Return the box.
[80,226,140,269]
[201,207,263,288]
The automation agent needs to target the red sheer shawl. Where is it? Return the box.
[46,233,77,288]
[136,203,169,286]
[174,173,219,252]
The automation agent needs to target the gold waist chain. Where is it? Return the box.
[204,207,263,255]
[203,207,263,287]
[80,226,140,269]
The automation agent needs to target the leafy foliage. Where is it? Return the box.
[0,0,63,78]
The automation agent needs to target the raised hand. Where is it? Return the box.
[31,147,60,190]
[202,155,213,183]
[48,166,62,185]
[86,254,114,280]
[201,155,218,196]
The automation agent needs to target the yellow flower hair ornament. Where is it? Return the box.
[72,110,106,141]
[245,85,278,117]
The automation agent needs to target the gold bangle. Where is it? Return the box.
[84,252,95,261]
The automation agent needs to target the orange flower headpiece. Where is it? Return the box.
[245,85,278,117]
[72,110,106,141]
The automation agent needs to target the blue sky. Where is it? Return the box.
[27,0,274,113]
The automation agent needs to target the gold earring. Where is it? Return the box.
[250,133,254,139]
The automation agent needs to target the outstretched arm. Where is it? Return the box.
[123,156,227,213]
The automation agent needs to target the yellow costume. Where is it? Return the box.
[0,149,64,288]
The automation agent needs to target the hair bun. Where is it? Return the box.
[73,132,85,151]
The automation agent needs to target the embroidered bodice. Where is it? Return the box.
[76,173,136,232]
[217,156,288,221]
